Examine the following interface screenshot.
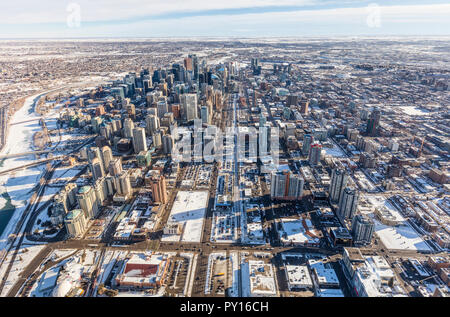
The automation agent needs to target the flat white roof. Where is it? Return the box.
[127,253,164,266]
[248,260,277,296]
[362,195,432,252]
[308,259,340,286]
[285,265,313,289]
[355,256,401,297]
[280,219,319,245]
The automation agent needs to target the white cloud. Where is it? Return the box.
[0,0,316,24]
[0,2,449,37]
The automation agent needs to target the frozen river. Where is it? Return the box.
[0,92,45,246]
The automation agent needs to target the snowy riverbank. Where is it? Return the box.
[0,92,46,250]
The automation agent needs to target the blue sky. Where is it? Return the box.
[1,0,449,38]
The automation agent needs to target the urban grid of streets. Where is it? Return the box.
[0,38,448,298]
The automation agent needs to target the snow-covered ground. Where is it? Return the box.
[0,92,47,250]
[96,251,117,289]
[205,252,227,295]
[115,288,166,297]
[51,166,82,181]
[29,249,104,297]
[399,106,430,116]
[0,75,118,250]
[0,244,46,296]
[323,143,346,158]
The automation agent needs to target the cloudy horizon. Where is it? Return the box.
[1,0,450,38]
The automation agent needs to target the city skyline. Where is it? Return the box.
[0,0,448,302]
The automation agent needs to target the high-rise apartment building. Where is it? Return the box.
[108,158,123,176]
[300,101,309,115]
[329,168,349,203]
[338,187,359,220]
[148,170,168,204]
[90,157,105,181]
[123,118,135,138]
[64,209,87,238]
[152,130,162,148]
[201,105,210,124]
[308,143,322,166]
[366,108,381,136]
[157,99,169,118]
[270,171,304,201]
[181,94,198,122]
[100,146,113,173]
[77,185,99,219]
[352,214,375,245]
[302,134,314,156]
[115,171,131,197]
[145,114,160,136]
[162,134,174,155]
[132,127,147,154]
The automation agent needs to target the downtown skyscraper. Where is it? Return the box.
[329,168,349,203]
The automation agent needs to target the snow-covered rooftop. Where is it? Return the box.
[163,191,208,243]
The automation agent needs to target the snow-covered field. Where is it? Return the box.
[0,86,97,250]
[52,166,82,180]
[0,244,46,296]
[0,92,47,250]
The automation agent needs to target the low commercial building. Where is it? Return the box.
[308,259,340,288]
[285,265,313,290]
[248,261,277,297]
[342,248,406,297]
[374,206,404,226]
[329,227,353,247]
[278,218,321,247]
[115,253,170,289]
[37,266,61,295]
